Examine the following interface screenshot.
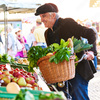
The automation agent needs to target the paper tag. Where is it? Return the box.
[33,68,51,92]
[6,64,11,71]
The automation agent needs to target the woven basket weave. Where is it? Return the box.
[37,55,75,84]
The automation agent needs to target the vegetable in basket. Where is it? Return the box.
[72,37,93,53]
[49,39,72,64]
[27,37,93,72]
[49,37,93,64]
[27,46,54,72]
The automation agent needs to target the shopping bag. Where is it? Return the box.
[89,60,97,73]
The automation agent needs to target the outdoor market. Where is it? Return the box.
[0,0,100,100]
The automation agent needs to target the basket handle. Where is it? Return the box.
[75,54,87,63]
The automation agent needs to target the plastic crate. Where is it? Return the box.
[0,86,52,100]
[0,87,17,100]
[22,89,53,100]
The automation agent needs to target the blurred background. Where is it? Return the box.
[1,0,100,64]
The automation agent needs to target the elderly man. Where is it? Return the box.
[35,3,97,100]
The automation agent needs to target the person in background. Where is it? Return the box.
[85,21,98,69]
[0,33,4,55]
[6,25,18,58]
[0,34,3,44]
[32,18,47,48]
[85,21,98,39]
[35,3,97,100]
[15,28,27,58]
[27,26,37,48]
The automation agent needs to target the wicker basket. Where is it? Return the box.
[37,55,75,84]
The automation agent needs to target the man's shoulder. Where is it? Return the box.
[58,17,76,27]
[59,17,75,22]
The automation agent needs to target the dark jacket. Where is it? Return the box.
[45,18,97,81]
[0,35,3,44]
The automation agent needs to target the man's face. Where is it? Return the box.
[40,12,55,28]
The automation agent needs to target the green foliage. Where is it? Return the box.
[27,46,54,72]
[49,39,71,64]
[1,54,9,63]
[27,46,43,69]
[27,37,93,71]
[72,37,93,53]
[0,54,2,61]
[0,54,15,64]
[14,89,26,100]
[72,37,93,67]
[14,89,34,100]
[74,55,79,67]
[39,92,64,99]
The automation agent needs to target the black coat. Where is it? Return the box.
[0,35,3,44]
[45,18,97,81]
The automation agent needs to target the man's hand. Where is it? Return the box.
[85,51,94,60]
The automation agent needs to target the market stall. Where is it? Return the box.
[0,0,41,53]
[0,36,94,100]
[0,59,66,100]
[0,53,66,100]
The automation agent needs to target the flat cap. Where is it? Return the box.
[35,3,58,16]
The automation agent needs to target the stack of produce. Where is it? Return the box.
[14,58,29,65]
[0,54,15,64]
[0,64,41,91]
[0,54,28,70]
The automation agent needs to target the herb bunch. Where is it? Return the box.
[27,46,54,72]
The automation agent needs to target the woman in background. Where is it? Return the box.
[15,28,27,58]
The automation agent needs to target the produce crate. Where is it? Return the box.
[0,87,16,100]
[0,86,52,100]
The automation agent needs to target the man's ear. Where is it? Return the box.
[52,13,56,18]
